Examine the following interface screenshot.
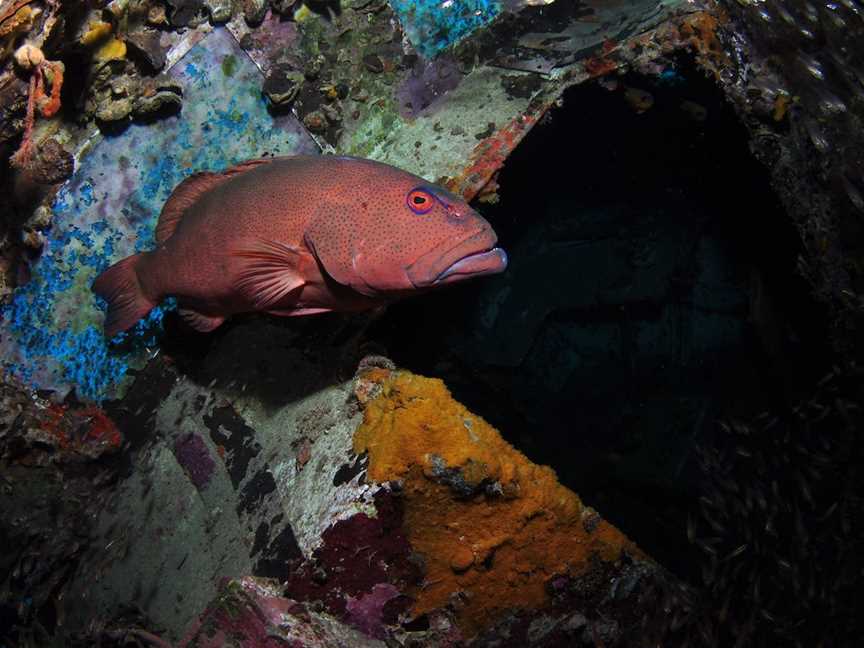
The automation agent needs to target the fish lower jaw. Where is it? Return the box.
[433,247,509,284]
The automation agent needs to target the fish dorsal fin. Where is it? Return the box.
[155,159,274,244]
[231,238,311,310]
[155,172,220,244]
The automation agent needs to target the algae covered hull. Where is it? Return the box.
[57,347,674,646]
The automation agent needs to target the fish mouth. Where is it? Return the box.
[407,228,508,288]
[433,247,508,285]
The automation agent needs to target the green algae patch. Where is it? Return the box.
[221,54,237,77]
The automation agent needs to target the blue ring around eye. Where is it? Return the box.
[407,188,435,214]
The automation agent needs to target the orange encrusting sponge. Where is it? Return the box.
[353,368,646,638]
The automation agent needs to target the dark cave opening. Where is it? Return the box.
[361,56,832,579]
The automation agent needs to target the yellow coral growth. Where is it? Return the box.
[293,4,313,22]
[773,93,792,122]
[95,37,126,62]
[0,6,38,44]
[81,20,113,47]
[353,369,645,637]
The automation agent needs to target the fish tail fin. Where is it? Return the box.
[92,253,157,338]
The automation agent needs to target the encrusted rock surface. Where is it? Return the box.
[36,347,675,646]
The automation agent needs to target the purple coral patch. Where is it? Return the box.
[173,432,216,490]
[283,490,419,633]
[345,583,401,639]
[396,56,462,119]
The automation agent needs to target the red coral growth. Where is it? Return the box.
[37,60,63,117]
[445,107,548,202]
[37,402,122,457]
[583,54,618,78]
[78,405,122,449]
[39,403,68,446]
[10,58,65,168]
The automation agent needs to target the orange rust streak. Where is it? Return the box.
[41,404,69,448]
[584,55,617,77]
[446,109,547,202]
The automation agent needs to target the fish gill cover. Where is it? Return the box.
[0,28,317,402]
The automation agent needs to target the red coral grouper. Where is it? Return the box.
[92,155,508,338]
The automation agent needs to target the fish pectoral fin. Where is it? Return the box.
[178,308,226,332]
[156,159,274,244]
[232,238,310,310]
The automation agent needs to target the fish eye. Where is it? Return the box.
[407,189,434,214]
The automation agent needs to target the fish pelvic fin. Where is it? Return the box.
[91,253,157,338]
[267,307,332,317]
[232,238,310,310]
[178,307,226,332]
[155,159,274,244]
